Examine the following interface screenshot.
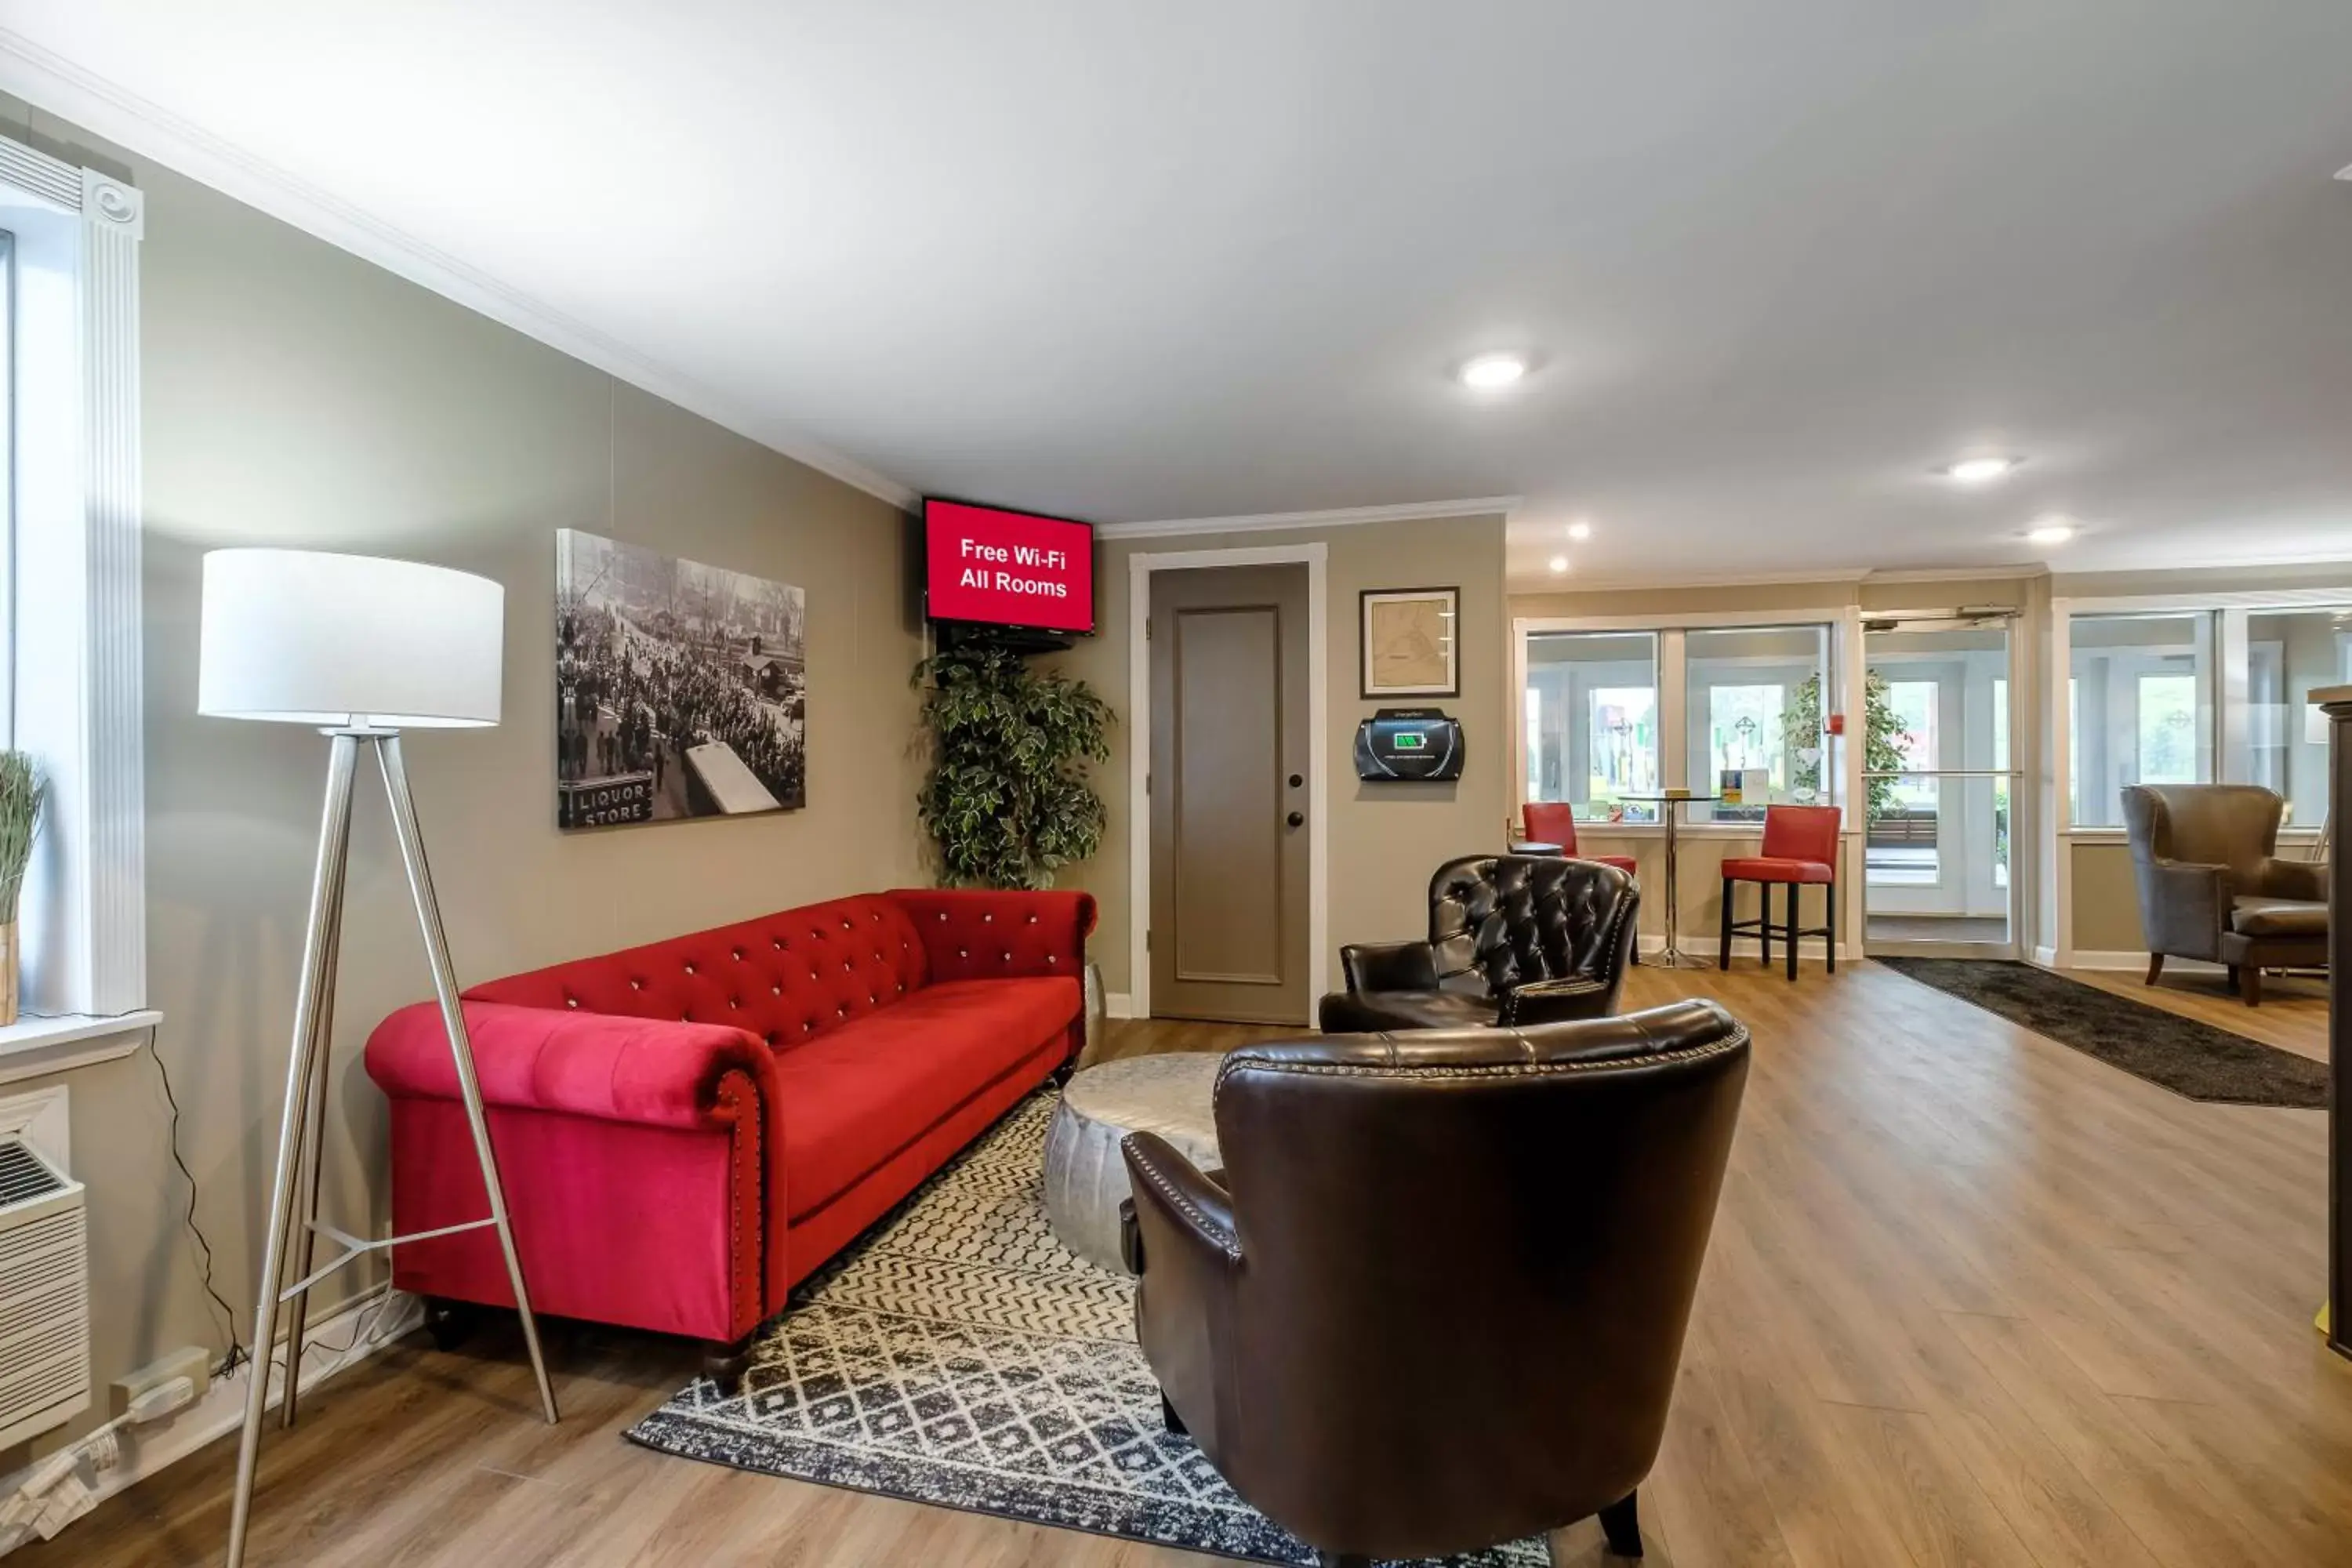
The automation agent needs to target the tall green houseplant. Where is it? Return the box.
[1781,670,1907,825]
[915,635,1113,889]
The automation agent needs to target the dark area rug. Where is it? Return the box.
[1875,957,2328,1108]
[626,1091,1547,1567]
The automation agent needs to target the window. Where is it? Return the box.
[0,139,149,1024]
[1523,632,1658,822]
[1521,620,1838,827]
[2066,604,2352,832]
[1683,624,1834,822]
[2066,612,2211,828]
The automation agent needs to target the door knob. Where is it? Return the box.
[1287,811,1305,828]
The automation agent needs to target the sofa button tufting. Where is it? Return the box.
[959,948,968,958]
[843,960,854,971]
[1047,954,1058,965]
[684,963,696,975]
[983,913,993,923]
[732,949,744,960]
[730,999,740,1009]
[772,985,782,996]
[841,919,852,930]
[1028,913,1038,924]
[938,912,949,921]
[565,996,579,1008]
[837,1004,848,1016]
[630,978,644,990]
[774,938,784,950]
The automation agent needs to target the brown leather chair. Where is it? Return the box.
[2122,783,2327,1005]
[1121,1001,1750,1566]
[1317,854,1638,1034]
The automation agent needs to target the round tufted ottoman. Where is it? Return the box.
[1043,1053,1223,1272]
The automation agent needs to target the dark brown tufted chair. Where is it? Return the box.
[1318,854,1638,1033]
[2122,783,2328,1004]
[1121,1001,1751,1566]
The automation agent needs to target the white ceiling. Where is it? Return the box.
[7,2,2352,585]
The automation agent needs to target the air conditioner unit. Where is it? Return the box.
[0,1137,88,1449]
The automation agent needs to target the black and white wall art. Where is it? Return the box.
[555,528,807,829]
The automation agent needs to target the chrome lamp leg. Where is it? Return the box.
[226,733,358,1566]
[376,735,560,1426]
[223,733,559,1568]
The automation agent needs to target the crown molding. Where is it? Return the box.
[1099,495,1518,540]
[1860,562,2049,583]
[0,30,919,513]
[1511,565,1871,593]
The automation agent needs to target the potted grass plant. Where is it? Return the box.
[0,753,44,1027]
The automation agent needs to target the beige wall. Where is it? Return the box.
[6,101,924,1454]
[1051,514,1509,1000]
[2069,840,2147,953]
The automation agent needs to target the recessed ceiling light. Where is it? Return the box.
[1566,521,1592,541]
[1547,554,1570,575]
[2025,517,2077,546]
[1460,353,1529,390]
[2337,164,2352,182]
[1940,455,2023,485]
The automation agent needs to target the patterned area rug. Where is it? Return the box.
[1875,957,2328,1108]
[626,1091,1548,1566]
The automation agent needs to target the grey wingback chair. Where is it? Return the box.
[2121,783,2328,1005]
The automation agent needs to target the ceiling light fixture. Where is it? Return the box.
[1547,554,1570,575]
[2337,164,2352,182]
[2025,517,2077,546]
[1460,353,1529,390]
[1566,521,1592,541]
[1940,455,2023,485]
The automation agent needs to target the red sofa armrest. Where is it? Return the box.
[365,1000,780,1132]
[365,1000,791,1335]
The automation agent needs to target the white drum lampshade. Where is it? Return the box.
[198,550,504,728]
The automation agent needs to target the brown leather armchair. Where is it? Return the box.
[1121,1001,1750,1566]
[1317,854,1639,1034]
[2122,783,2327,1005]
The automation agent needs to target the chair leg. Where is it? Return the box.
[1786,883,1800,981]
[2145,953,2165,985]
[1160,1390,1187,1436]
[1719,878,1734,969]
[1825,878,1837,974]
[1319,1555,1371,1568]
[2227,964,2241,994]
[2244,965,2263,1007]
[1599,1490,1644,1558]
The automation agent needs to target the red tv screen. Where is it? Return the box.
[924,499,1096,634]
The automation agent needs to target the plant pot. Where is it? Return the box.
[0,922,15,1029]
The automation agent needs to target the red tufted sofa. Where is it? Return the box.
[364,887,1094,1366]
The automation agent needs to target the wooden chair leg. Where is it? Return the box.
[1785,883,1800,981]
[2145,953,2165,985]
[704,1332,757,1396]
[1719,878,1734,969]
[2243,965,2263,1007]
[1825,878,1837,974]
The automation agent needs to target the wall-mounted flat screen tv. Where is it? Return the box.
[923,499,1097,636]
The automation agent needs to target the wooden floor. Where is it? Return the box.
[40,962,2350,1567]
[2060,964,2329,1062]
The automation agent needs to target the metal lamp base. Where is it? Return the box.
[223,731,557,1568]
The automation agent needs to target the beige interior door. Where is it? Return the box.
[1149,564,1312,1024]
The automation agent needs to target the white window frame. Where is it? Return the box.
[2050,588,2352,968]
[0,132,151,1044]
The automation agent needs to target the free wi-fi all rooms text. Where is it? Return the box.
[955,536,1072,597]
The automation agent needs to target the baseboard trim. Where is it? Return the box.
[2063,949,2228,975]
[1102,992,1138,1020]
[0,1285,421,1555]
[1641,934,1859,964]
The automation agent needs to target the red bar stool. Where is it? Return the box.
[1719,804,1842,980]
[1523,802,1639,879]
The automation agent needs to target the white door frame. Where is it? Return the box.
[1127,544,1330,1022]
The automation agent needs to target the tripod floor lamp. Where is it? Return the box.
[198,549,557,1568]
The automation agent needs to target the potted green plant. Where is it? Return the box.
[914,635,1113,1041]
[0,752,45,1028]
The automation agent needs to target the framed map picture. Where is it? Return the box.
[1360,586,1460,699]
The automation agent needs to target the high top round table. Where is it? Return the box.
[1042,1054,1223,1272]
[1621,794,1719,969]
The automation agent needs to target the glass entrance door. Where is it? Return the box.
[1863,615,2020,956]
